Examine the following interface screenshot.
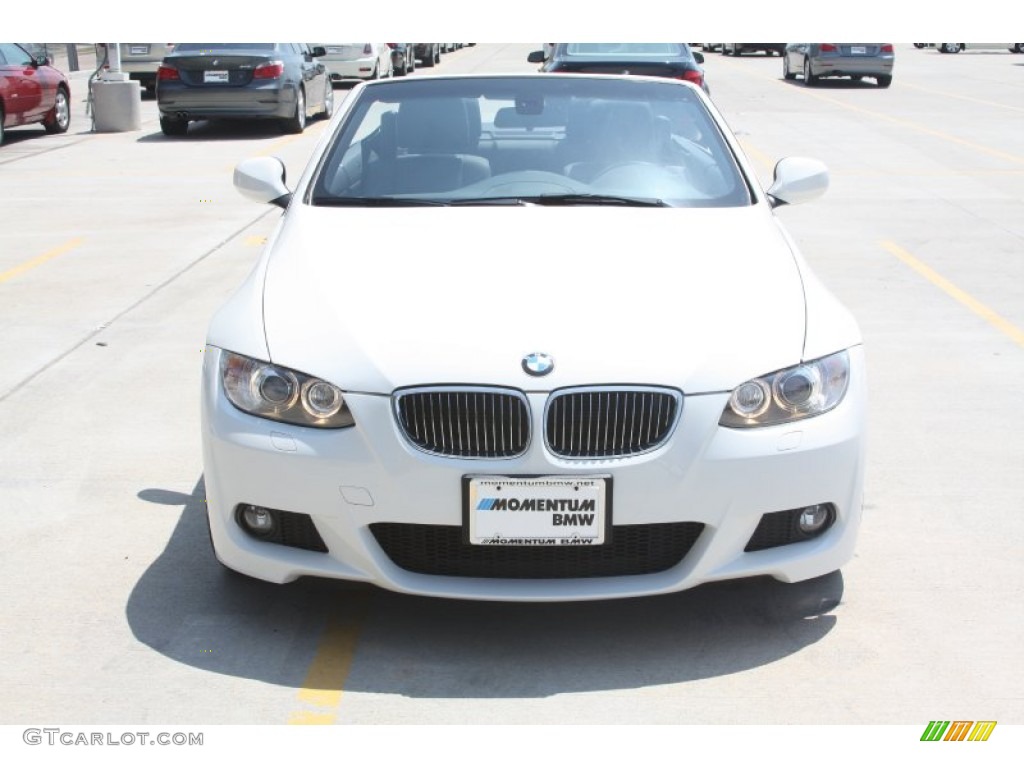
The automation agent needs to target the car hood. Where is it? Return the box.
[261,206,809,394]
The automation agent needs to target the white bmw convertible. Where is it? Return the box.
[202,73,866,601]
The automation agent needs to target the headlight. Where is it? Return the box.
[220,351,355,429]
[720,350,850,428]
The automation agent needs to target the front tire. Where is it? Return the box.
[282,87,306,134]
[43,86,71,133]
[940,43,961,54]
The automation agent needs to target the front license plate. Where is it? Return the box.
[464,476,610,546]
[851,46,867,55]
[204,70,229,83]
[130,45,149,55]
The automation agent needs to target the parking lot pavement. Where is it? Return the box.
[0,45,1021,728]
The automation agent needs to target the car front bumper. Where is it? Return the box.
[201,345,867,601]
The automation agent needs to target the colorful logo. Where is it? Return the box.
[921,721,997,742]
[522,352,554,377]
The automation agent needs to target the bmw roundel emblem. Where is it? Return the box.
[522,352,554,376]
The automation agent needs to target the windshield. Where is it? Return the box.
[563,43,690,58]
[174,43,276,52]
[309,76,752,208]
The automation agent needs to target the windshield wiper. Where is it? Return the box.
[527,193,669,207]
[446,197,531,206]
[447,194,669,207]
[311,196,450,207]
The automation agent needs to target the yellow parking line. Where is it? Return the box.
[718,57,1024,166]
[737,139,774,174]
[287,592,369,725]
[881,240,1024,347]
[0,238,84,285]
[805,93,1024,166]
[898,82,1024,114]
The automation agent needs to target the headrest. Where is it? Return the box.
[398,98,477,153]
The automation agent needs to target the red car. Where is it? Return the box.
[0,43,71,145]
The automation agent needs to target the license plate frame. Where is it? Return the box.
[463,475,612,546]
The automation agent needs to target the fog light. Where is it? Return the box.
[798,504,832,533]
[240,505,276,535]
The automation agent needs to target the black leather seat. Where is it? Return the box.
[384,98,491,194]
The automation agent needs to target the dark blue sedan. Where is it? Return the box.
[156,43,333,136]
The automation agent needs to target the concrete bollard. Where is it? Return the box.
[91,74,142,132]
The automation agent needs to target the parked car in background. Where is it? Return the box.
[99,43,176,95]
[214,73,865,600]
[936,43,1024,53]
[721,43,785,56]
[414,43,441,68]
[528,43,709,95]
[0,42,70,145]
[783,43,894,88]
[156,43,332,136]
[388,44,415,76]
[316,43,393,83]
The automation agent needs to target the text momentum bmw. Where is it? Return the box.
[202,73,866,601]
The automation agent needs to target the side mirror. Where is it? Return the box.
[234,156,292,209]
[694,52,704,64]
[527,51,545,64]
[34,53,51,67]
[766,157,829,207]
[311,46,326,58]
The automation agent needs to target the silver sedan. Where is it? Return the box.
[783,43,894,88]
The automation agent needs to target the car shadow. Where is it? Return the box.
[781,78,888,89]
[127,477,844,698]
[0,127,50,145]
[136,120,293,143]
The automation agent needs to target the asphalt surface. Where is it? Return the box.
[1,44,1022,732]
